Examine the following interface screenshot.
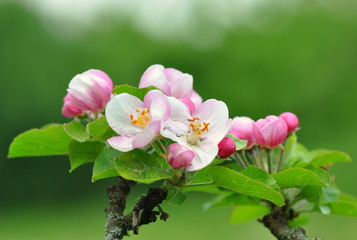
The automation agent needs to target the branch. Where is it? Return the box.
[105,177,136,240]
[261,204,322,240]
[105,177,168,240]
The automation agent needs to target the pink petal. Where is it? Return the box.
[107,135,134,152]
[164,68,193,99]
[139,64,171,95]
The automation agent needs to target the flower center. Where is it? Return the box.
[186,117,210,145]
[130,108,150,129]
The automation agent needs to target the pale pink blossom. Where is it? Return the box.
[106,90,170,152]
[161,97,231,171]
[139,64,202,111]
[67,69,113,112]
[254,115,288,148]
[61,94,83,118]
[167,143,195,168]
[218,137,236,158]
[279,112,299,133]
[229,117,260,148]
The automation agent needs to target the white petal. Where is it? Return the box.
[107,136,134,152]
[160,97,191,141]
[132,121,161,148]
[105,93,143,135]
[185,140,219,171]
[194,99,230,142]
[144,90,171,121]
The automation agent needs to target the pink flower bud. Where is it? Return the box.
[218,137,236,158]
[279,112,299,133]
[67,69,113,112]
[254,115,288,148]
[61,94,83,118]
[167,143,194,169]
[229,117,258,148]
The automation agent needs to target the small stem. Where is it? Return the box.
[267,149,272,173]
[276,145,285,173]
[254,148,264,169]
[234,152,247,168]
[242,150,252,165]
[259,148,268,172]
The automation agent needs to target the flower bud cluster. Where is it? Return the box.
[62,64,299,173]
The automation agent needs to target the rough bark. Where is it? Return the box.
[105,177,168,240]
[262,204,321,240]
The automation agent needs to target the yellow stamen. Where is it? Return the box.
[130,108,150,129]
[186,117,210,145]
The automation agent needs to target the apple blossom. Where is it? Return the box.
[106,90,170,152]
[61,93,83,118]
[218,137,236,158]
[167,143,195,168]
[139,64,202,111]
[67,69,113,112]
[254,115,288,148]
[279,112,299,133]
[161,97,231,171]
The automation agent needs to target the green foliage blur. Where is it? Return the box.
[1,1,356,239]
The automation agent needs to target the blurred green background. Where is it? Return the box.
[1,0,357,239]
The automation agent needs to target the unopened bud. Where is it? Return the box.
[218,137,236,158]
[279,112,299,133]
[167,143,194,169]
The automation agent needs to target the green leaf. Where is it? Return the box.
[113,84,159,101]
[329,201,357,217]
[203,193,260,210]
[272,167,326,188]
[209,166,285,206]
[226,134,247,151]
[92,147,121,182]
[303,163,330,185]
[116,149,174,183]
[302,185,323,201]
[242,166,280,192]
[64,121,90,142]
[8,124,73,158]
[166,185,186,206]
[289,216,309,228]
[69,141,105,172]
[281,134,297,168]
[182,185,223,194]
[311,151,351,167]
[86,116,116,141]
[327,193,357,217]
[230,205,270,224]
[284,141,310,169]
[187,167,213,185]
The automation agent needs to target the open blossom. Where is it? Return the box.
[218,137,236,158]
[254,115,288,148]
[161,97,231,171]
[106,90,170,152]
[279,112,299,133]
[66,69,113,112]
[167,143,195,168]
[61,94,83,118]
[229,117,260,148]
[139,64,202,111]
